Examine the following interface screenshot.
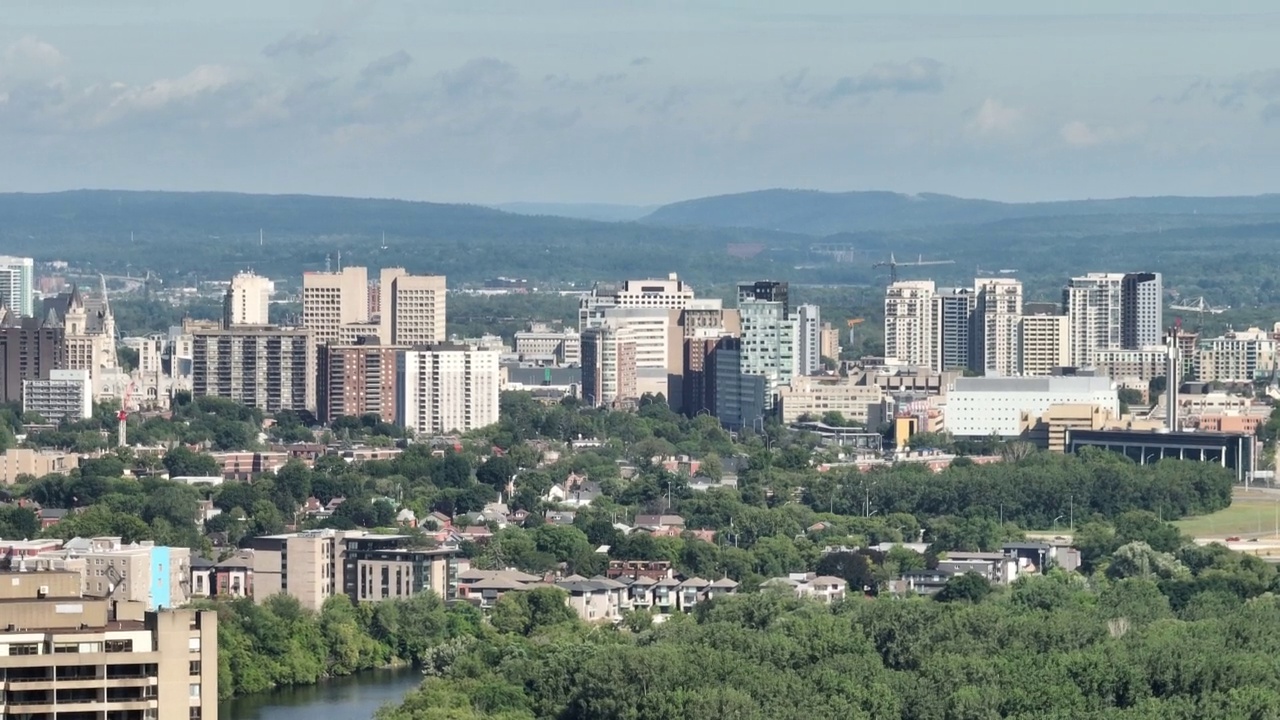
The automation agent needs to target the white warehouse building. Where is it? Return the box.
[945,376,1119,438]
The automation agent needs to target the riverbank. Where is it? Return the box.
[220,667,424,720]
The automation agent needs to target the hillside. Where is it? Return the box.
[643,188,1280,235]
[0,190,805,287]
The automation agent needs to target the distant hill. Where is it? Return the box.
[493,202,656,222]
[643,189,1280,235]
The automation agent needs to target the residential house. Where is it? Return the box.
[396,508,418,527]
[456,569,544,608]
[763,573,849,604]
[544,510,577,525]
[214,550,254,598]
[545,480,603,508]
[633,514,685,530]
[189,556,215,598]
[606,560,673,581]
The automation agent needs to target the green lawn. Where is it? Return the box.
[1175,501,1280,538]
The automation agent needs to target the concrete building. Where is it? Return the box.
[974,278,1022,376]
[946,376,1120,438]
[191,327,316,412]
[0,314,65,404]
[0,448,79,484]
[934,287,974,372]
[578,273,696,329]
[1018,313,1071,377]
[1064,272,1162,366]
[884,281,937,369]
[0,256,34,317]
[793,304,822,377]
[249,529,459,611]
[737,280,789,312]
[223,271,275,327]
[302,266,369,348]
[0,569,218,720]
[319,340,403,423]
[581,326,638,409]
[397,344,500,435]
[23,368,92,422]
[1092,347,1169,385]
[671,301,740,413]
[1194,328,1276,383]
[711,337,766,431]
[514,323,581,365]
[53,537,192,611]
[379,268,447,346]
[820,322,842,362]
[1066,428,1254,483]
[738,290,796,406]
[1121,272,1163,349]
[776,374,886,424]
[580,306,674,398]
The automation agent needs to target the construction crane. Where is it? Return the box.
[846,317,865,348]
[1169,296,1229,328]
[117,382,134,448]
[874,253,955,283]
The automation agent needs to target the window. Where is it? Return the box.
[188,637,201,653]
[189,661,201,675]
[54,642,80,653]
[8,643,39,656]
[189,683,201,698]
[190,709,202,719]
[105,639,133,653]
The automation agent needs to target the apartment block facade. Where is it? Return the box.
[22,368,92,422]
[396,345,501,435]
[1017,313,1071,377]
[223,271,274,327]
[319,341,403,423]
[191,327,316,412]
[379,269,447,345]
[302,266,369,348]
[581,326,637,409]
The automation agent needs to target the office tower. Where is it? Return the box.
[581,326,638,408]
[397,344,500,434]
[672,301,740,412]
[1018,313,1071,377]
[379,268,447,345]
[23,368,92,422]
[974,278,1023,376]
[223,271,275,327]
[302,266,369,347]
[1064,273,1125,367]
[884,281,937,368]
[710,337,766,431]
[738,292,797,406]
[319,340,403,423]
[0,313,65,404]
[0,569,218,720]
[0,256,33,317]
[1121,272,1163,349]
[578,274,695,330]
[933,288,974,372]
[737,281,790,314]
[682,335,722,417]
[793,304,822,376]
[191,327,316,412]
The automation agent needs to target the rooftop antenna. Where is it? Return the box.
[336,251,342,271]
[259,229,264,247]
[325,254,332,273]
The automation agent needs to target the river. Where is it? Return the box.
[219,668,424,720]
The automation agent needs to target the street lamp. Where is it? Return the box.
[1052,514,1065,532]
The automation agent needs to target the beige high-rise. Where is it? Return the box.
[884,281,937,368]
[379,268,447,345]
[1018,313,1071,377]
[303,266,369,347]
[975,278,1023,377]
[224,271,275,327]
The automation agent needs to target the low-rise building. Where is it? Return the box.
[0,448,79,484]
[22,368,92,422]
[762,573,849,603]
[54,536,192,610]
[945,376,1119,438]
[776,374,885,424]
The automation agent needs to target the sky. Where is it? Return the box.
[5,1,1280,205]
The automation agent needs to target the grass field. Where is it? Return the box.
[1174,501,1280,538]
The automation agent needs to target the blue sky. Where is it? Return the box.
[4,1,1280,204]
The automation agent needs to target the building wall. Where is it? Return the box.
[1064,273,1124,367]
[0,256,34,317]
[739,298,796,406]
[398,346,501,434]
[381,269,447,346]
[1121,272,1163,349]
[0,320,65,404]
[884,281,937,369]
[934,289,973,372]
[23,368,92,422]
[320,343,403,423]
[974,278,1023,376]
[0,448,79,484]
[777,375,885,424]
[581,327,637,408]
[303,266,369,348]
[946,376,1120,437]
[1018,314,1071,377]
[794,304,822,377]
[224,271,274,327]
[191,328,317,412]
[1092,347,1169,383]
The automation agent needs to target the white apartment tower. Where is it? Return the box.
[578,273,695,329]
[793,304,822,376]
[0,256,34,317]
[738,293,797,406]
[302,266,369,347]
[974,278,1023,376]
[884,281,937,369]
[1121,272,1163,349]
[397,344,500,434]
[224,271,275,327]
[379,268,447,345]
[1064,272,1162,367]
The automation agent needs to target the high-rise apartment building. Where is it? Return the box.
[302,266,369,347]
[397,344,500,434]
[0,314,65,404]
[1064,272,1162,367]
[1018,313,1071,377]
[793,304,822,376]
[1194,328,1276,383]
[819,322,842,363]
[223,271,275,327]
[0,568,218,720]
[379,268,447,345]
[581,326,638,409]
[0,255,34,317]
[1121,272,1163,349]
[973,278,1023,376]
[580,306,674,398]
[191,327,316,412]
[738,292,797,406]
[933,288,974,372]
[710,337,766,431]
[319,340,404,423]
[23,368,92,422]
[884,281,937,369]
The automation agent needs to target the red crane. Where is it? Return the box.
[117,382,133,448]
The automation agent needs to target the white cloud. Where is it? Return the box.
[2,37,67,82]
[107,65,233,113]
[1060,120,1141,148]
[968,98,1023,135]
